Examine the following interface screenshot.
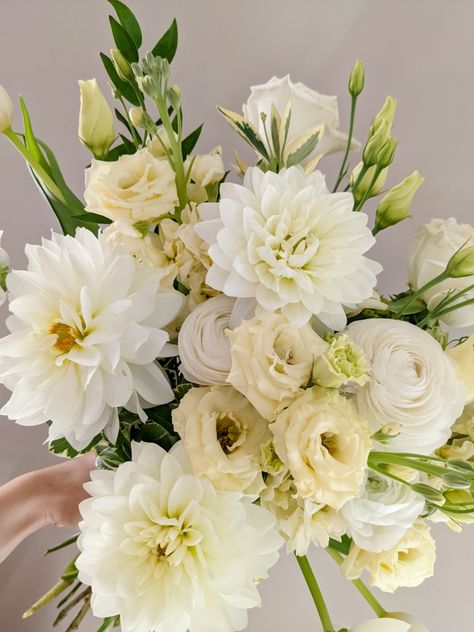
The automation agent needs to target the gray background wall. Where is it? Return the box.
[0,1,472,630]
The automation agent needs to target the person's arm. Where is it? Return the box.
[0,454,96,564]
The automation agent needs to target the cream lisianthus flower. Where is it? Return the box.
[196,166,381,329]
[311,333,370,390]
[409,218,474,327]
[187,146,225,187]
[0,229,183,449]
[172,385,270,493]
[347,319,466,454]
[227,311,326,421]
[341,520,436,593]
[448,336,474,404]
[84,148,178,224]
[0,230,9,306]
[77,441,282,632]
[242,75,359,164]
[270,387,372,510]
[178,294,234,385]
[341,471,425,553]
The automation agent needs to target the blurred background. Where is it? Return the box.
[0,1,473,630]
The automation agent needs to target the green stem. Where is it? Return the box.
[353,165,383,212]
[389,270,450,316]
[349,162,369,199]
[23,579,72,618]
[295,555,334,632]
[327,549,387,618]
[3,128,68,204]
[333,95,357,192]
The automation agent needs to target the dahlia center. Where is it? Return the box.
[49,322,82,354]
[216,412,245,454]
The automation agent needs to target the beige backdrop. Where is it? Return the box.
[0,1,473,631]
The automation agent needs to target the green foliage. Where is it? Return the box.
[182,124,203,158]
[108,0,142,48]
[100,52,140,105]
[109,16,139,63]
[49,434,102,458]
[151,19,179,63]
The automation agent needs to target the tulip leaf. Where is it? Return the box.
[182,124,203,159]
[19,98,50,173]
[109,16,139,63]
[284,125,322,167]
[100,52,140,106]
[218,106,270,162]
[152,19,179,63]
[107,0,142,48]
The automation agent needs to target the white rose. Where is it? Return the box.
[178,294,234,385]
[341,520,436,593]
[347,319,466,454]
[0,230,9,306]
[84,148,178,224]
[227,311,327,421]
[172,385,270,493]
[341,471,425,553]
[243,75,359,165]
[188,146,225,187]
[0,84,13,133]
[271,387,372,510]
[409,218,474,327]
[448,336,474,404]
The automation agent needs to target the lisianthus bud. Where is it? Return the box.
[350,162,388,205]
[111,48,134,82]
[446,245,474,278]
[362,120,390,166]
[376,137,398,169]
[374,171,424,232]
[78,79,116,159]
[0,84,14,133]
[370,96,397,137]
[129,107,144,128]
[348,60,365,97]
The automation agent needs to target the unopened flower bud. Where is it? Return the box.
[374,171,424,232]
[446,245,474,278]
[0,84,14,133]
[129,107,144,128]
[376,137,398,169]
[362,120,390,166]
[370,96,397,137]
[78,79,116,159]
[111,48,134,82]
[348,60,365,97]
[350,162,388,204]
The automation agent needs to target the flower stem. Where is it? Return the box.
[353,165,383,212]
[326,549,387,618]
[295,554,335,632]
[333,95,357,192]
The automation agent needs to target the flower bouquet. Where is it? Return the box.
[1,2,474,631]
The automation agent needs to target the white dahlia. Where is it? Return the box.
[77,441,282,632]
[0,228,183,449]
[195,166,381,329]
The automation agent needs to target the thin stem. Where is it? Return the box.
[349,162,369,199]
[118,95,141,147]
[389,270,449,316]
[3,128,67,204]
[295,554,334,632]
[333,95,357,192]
[353,165,383,212]
[327,549,387,618]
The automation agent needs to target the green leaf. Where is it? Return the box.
[217,106,270,162]
[182,124,203,159]
[119,133,136,154]
[19,98,49,172]
[100,52,140,106]
[270,103,281,163]
[152,19,178,63]
[109,16,139,63]
[107,0,142,48]
[328,535,352,556]
[106,142,135,161]
[284,125,322,167]
[138,423,179,452]
[49,434,101,458]
[37,140,85,213]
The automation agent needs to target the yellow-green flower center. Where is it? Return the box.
[49,322,82,354]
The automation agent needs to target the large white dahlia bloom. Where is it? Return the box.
[195,166,381,329]
[77,441,282,632]
[0,229,183,449]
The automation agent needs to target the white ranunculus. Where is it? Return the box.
[178,294,234,385]
[409,218,474,327]
[347,319,466,454]
[242,75,359,164]
[0,228,183,449]
[271,387,372,510]
[350,619,411,632]
[0,84,13,133]
[84,148,178,224]
[227,311,326,421]
[341,471,425,553]
[341,520,436,593]
[196,166,381,329]
[77,441,282,632]
[172,385,270,493]
[0,230,9,306]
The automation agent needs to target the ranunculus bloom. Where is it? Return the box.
[341,471,424,553]
[77,441,282,632]
[172,385,270,493]
[0,228,183,449]
[227,311,326,421]
[84,148,178,224]
[341,520,436,593]
[196,166,381,329]
[178,294,234,385]
[270,387,372,510]
[409,217,474,327]
[347,319,466,454]
[242,75,359,164]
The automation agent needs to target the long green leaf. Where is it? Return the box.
[109,16,139,63]
[37,140,84,213]
[19,98,49,172]
[152,19,178,62]
[182,123,203,158]
[100,53,140,106]
[218,106,270,161]
[107,0,142,48]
